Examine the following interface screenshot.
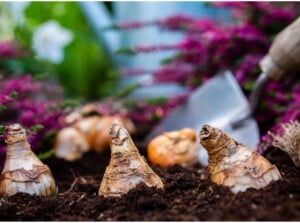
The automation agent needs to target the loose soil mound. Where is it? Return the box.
[0,148,299,221]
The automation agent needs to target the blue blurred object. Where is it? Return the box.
[114,2,230,69]
[79,2,231,98]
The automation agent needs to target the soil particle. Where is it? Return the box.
[0,148,299,220]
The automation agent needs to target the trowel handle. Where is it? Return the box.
[260,17,300,81]
[233,18,300,127]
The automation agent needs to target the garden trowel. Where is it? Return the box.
[146,17,300,165]
[79,3,300,165]
[145,71,260,165]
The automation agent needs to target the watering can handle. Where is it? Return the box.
[260,17,300,81]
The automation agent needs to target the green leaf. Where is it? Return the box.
[146,97,168,105]
[0,105,6,112]
[203,2,213,7]
[30,124,44,133]
[150,113,161,122]
[123,100,138,109]
[115,47,136,55]
[160,57,174,65]
[244,82,254,91]
[37,149,54,160]
[59,99,81,110]
[115,83,140,98]
[9,90,18,99]
[100,24,120,31]
[0,125,6,137]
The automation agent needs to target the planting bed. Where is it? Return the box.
[0,146,299,221]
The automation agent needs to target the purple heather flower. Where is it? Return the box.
[185,19,219,32]
[232,23,268,43]
[0,74,66,168]
[260,8,296,27]
[154,14,196,30]
[113,21,150,30]
[233,54,263,83]
[153,62,196,84]
[213,2,247,9]
[134,44,180,54]
[1,75,41,96]
[214,2,296,31]
[0,41,20,58]
[112,2,297,156]
[126,93,188,125]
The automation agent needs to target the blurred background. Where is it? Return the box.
[0,2,231,100]
[0,2,299,163]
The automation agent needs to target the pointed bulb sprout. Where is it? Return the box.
[147,128,199,167]
[99,122,164,197]
[0,124,56,197]
[270,120,300,167]
[199,124,281,193]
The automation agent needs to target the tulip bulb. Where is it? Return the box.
[147,128,199,167]
[0,124,56,197]
[199,124,281,193]
[74,115,135,153]
[270,120,300,167]
[54,127,89,161]
[99,123,164,197]
[55,115,135,161]
[64,103,101,125]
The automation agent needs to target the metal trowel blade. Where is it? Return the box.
[145,71,260,163]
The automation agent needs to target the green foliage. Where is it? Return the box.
[59,99,81,110]
[9,90,18,99]
[115,47,136,55]
[146,97,168,105]
[123,100,138,109]
[123,97,168,110]
[0,105,6,112]
[115,83,140,98]
[37,149,54,160]
[17,2,118,100]
[1,57,53,77]
[29,124,44,133]
[244,82,254,91]
[150,113,160,122]
[0,125,6,137]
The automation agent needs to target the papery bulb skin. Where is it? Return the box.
[55,114,136,161]
[270,120,300,167]
[99,123,164,197]
[75,116,135,153]
[0,124,56,197]
[199,124,281,193]
[147,128,199,167]
[54,127,89,161]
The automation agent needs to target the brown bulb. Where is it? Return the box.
[99,123,164,197]
[75,115,135,153]
[199,124,281,193]
[270,120,300,167]
[0,124,56,197]
[147,128,198,167]
[55,115,136,161]
[54,127,89,161]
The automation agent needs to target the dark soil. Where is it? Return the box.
[0,147,300,221]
